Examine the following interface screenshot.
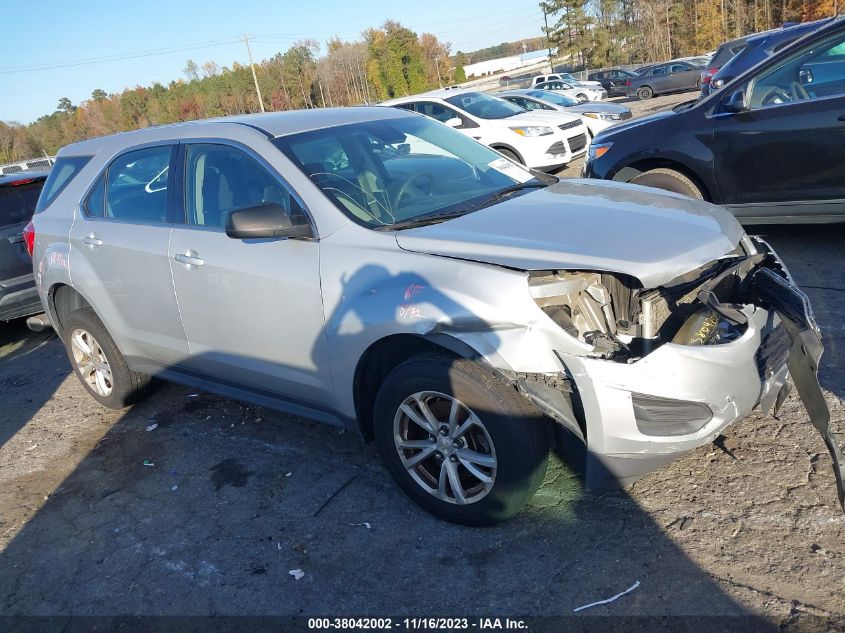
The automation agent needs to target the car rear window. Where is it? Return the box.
[34,155,91,213]
[0,179,45,227]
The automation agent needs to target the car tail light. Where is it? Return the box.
[22,221,35,256]
[700,67,718,84]
[625,80,631,86]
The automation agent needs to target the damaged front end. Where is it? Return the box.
[519,237,845,510]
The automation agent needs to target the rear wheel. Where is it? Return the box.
[495,147,522,164]
[373,354,549,525]
[629,167,704,199]
[637,86,653,100]
[62,307,151,409]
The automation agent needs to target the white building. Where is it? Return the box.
[464,48,555,78]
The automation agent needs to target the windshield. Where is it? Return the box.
[444,92,525,119]
[526,90,578,107]
[273,115,539,230]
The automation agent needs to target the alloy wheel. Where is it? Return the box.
[69,328,113,397]
[393,391,497,505]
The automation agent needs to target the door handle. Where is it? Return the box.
[838,114,845,122]
[82,233,103,248]
[174,252,204,268]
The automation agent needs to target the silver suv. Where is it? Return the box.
[28,107,844,523]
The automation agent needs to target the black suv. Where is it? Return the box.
[583,16,845,224]
[587,68,637,96]
[708,18,832,94]
[0,171,48,321]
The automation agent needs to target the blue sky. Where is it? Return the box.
[1,0,545,124]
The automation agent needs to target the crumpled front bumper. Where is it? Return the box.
[554,240,845,510]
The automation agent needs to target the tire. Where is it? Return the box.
[629,167,704,200]
[62,307,151,409]
[495,147,522,164]
[637,86,653,100]
[576,93,588,102]
[373,353,549,525]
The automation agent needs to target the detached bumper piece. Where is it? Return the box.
[751,264,845,513]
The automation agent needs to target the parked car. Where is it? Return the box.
[700,34,757,96]
[708,18,833,94]
[625,61,705,99]
[28,106,843,523]
[584,15,845,224]
[531,73,603,89]
[384,89,589,170]
[587,68,638,96]
[0,171,49,322]
[497,89,632,136]
[534,80,606,102]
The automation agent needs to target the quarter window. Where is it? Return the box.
[34,156,91,213]
[105,146,173,223]
[184,144,304,229]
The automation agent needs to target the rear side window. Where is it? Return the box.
[0,179,45,227]
[105,145,174,223]
[34,156,91,213]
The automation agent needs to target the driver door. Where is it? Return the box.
[713,28,845,220]
[168,141,333,407]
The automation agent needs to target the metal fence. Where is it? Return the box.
[0,156,54,175]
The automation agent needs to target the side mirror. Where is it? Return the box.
[225,203,313,240]
[723,89,748,113]
[444,117,462,128]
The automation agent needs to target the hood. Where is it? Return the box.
[592,108,676,141]
[566,102,630,115]
[494,110,581,126]
[394,179,744,288]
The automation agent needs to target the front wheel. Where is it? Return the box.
[576,93,588,102]
[373,353,549,525]
[495,147,522,164]
[62,307,151,409]
[629,167,704,199]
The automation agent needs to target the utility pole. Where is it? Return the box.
[542,6,554,70]
[434,55,443,88]
[243,33,266,113]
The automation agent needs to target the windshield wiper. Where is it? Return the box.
[375,210,474,231]
[476,180,547,206]
[376,181,548,231]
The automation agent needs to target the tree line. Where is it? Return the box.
[0,21,458,163]
[541,0,840,70]
[1,2,841,163]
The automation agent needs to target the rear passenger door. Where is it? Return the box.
[69,144,189,366]
[667,63,698,90]
[168,141,333,406]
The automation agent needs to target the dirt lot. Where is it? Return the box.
[1,89,844,629]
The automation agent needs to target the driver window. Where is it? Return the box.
[185,144,303,229]
[749,31,845,109]
[416,102,461,125]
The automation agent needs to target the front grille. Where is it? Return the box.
[568,133,587,153]
[558,120,581,131]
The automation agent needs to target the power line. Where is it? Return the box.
[0,36,243,74]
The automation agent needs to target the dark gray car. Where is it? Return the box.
[625,61,704,99]
[0,171,48,322]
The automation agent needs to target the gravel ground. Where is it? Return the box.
[1,88,844,629]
